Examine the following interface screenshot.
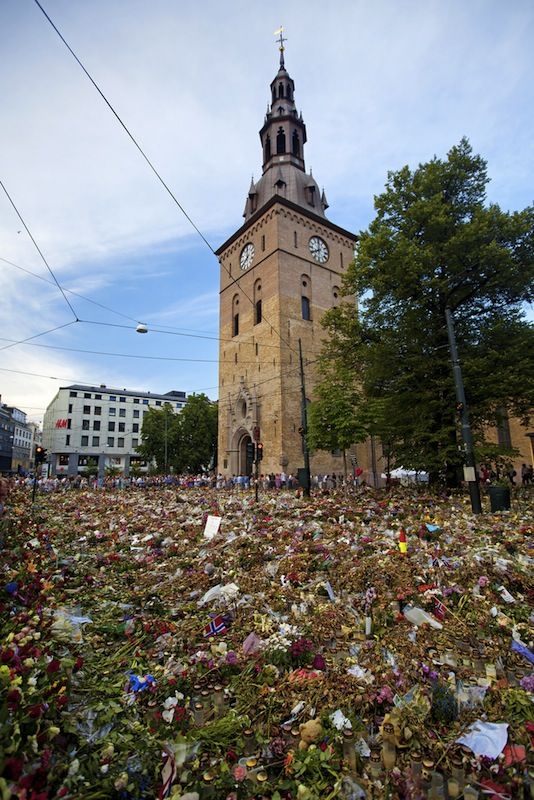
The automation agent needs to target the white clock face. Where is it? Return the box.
[309,236,329,263]
[240,243,255,270]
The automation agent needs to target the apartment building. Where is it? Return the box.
[42,384,186,476]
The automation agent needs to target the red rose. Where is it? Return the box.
[74,657,84,671]
[46,658,61,674]
[28,703,45,718]
[56,695,69,708]
[3,756,24,780]
[7,688,21,708]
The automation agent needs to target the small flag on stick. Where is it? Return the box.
[203,614,227,637]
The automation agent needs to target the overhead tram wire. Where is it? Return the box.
[0,180,79,322]
[0,321,78,353]
[33,0,298,358]
[0,337,275,365]
[0,357,317,408]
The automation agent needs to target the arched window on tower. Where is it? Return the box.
[301,274,312,321]
[276,127,286,154]
[292,130,300,157]
[332,286,340,308]
[254,279,262,325]
[232,294,240,337]
[264,135,271,161]
[278,82,284,98]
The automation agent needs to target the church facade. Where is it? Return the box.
[216,46,361,479]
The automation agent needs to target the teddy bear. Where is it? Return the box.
[298,718,324,750]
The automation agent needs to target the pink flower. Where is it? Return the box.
[478,576,489,588]
[233,765,247,781]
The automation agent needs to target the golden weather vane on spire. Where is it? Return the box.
[274,26,287,67]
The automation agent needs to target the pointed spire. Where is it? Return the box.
[248,175,257,195]
[321,188,329,210]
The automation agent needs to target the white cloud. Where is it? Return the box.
[0,0,532,416]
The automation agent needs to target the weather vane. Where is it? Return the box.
[274,26,287,66]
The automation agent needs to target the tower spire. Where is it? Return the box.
[274,26,287,67]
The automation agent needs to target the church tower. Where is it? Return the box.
[216,37,357,478]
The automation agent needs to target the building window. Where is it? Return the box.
[69,391,77,398]
[261,234,265,251]
[67,419,71,429]
[117,437,124,448]
[92,436,100,447]
[84,392,91,399]
[82,419,90,431]
[109,408,116,416]
[132,438,138,448]
[119,408,126,418]
[119,396,126,403]
[292,130,300,157]
[109,395,116,402]
[264,135,271,161]
[255,300,262,324]
[232,293,240,337]
[81,435,89,447]
[68,404,73,413]
[155,401,161,406]
[65,435,70,446]
[94,406,101,415]
[133,398,139,404]
[108,422,115,432]
[118,422,125,432]
[93,421,101,431]
[142,399,149,405]
[233,313,239,336]
[276,127,286,154]
[83,405,90,415]
[107,437,114,447]
[95,394,102,400]
[301,296,311,321]
[294,231,298,248]
[132,423,139,433]
[497,409,512,449]
[133,410,140,418]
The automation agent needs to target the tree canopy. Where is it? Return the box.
[311,138,534,483]
[137,394,217,473]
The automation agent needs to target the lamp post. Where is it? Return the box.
[445,307,482,514]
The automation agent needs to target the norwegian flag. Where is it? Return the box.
[433,598,447,621]
[203,614,227,637]
[158,746,176,799]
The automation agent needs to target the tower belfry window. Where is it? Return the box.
[276,127,286,154]
[292,130,300,157]
[265,135,271,160]
[278,82,284,98]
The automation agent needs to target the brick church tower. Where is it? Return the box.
[216,39,357,478]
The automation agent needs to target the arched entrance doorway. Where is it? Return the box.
[239,433,254,476]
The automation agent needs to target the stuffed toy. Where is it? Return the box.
[298,718,323,750]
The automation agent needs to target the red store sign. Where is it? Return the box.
[55,419,68,428]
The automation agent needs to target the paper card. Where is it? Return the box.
[324,580,335,601]
[203,515,222,540]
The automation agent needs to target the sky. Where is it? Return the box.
[1,0,533,426]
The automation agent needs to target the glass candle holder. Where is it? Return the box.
[193,702,205,726]
[243,728,256,756]
[410,751,422,785]
[342,729,357,773]
[213,683,225,716]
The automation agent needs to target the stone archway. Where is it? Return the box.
[239,433,254,476]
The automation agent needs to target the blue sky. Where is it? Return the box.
[1,0,533,424]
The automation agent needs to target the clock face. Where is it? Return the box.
[309,236,329,263]
[240,243,255,270]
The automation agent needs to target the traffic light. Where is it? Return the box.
[257,442,263,461]
[35,446,47,464]
[245,442,256,462]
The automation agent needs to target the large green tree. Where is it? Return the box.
[136,402,181,472]
[137,394,218,474]
[176,393,218,473]
[314,138,534,483]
